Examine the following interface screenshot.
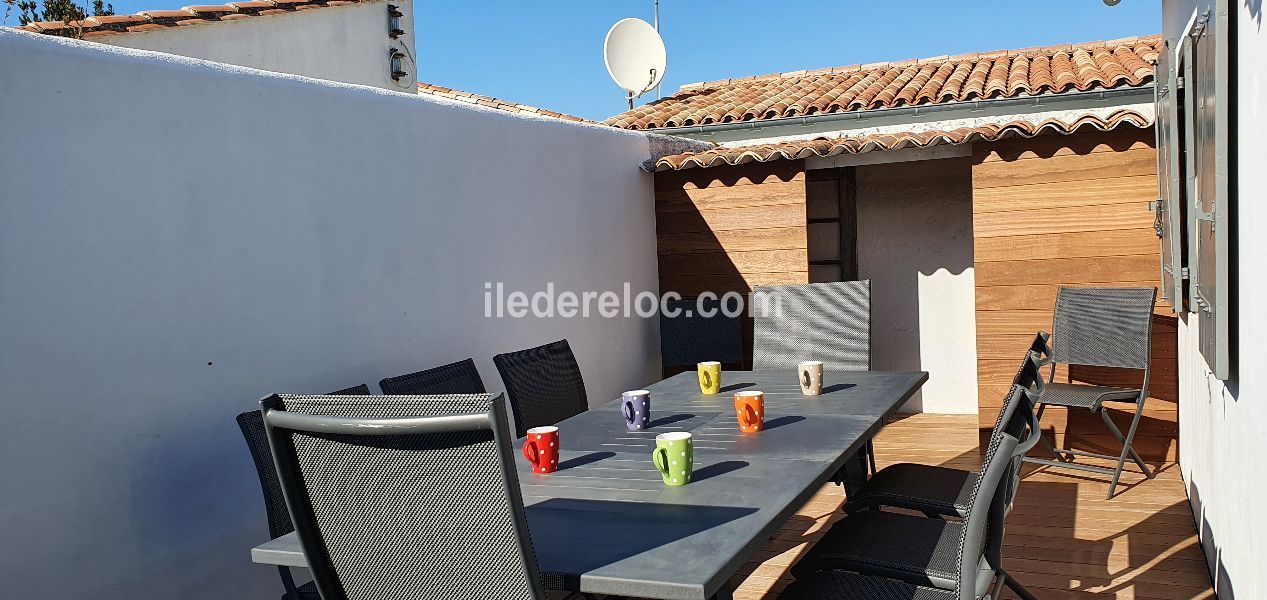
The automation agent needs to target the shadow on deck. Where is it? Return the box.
[728,413,1214,600]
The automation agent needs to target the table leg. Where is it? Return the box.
[836,443,872,496]
[709,579,735,600]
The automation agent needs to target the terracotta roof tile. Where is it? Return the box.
[606,36,1160,130]
[652,109,1152,171]
[85,14,148,25]
[226,1,275,10]
[416,82,589,123]
[9,0,369,39]
[126,23,168,32]
[26,19,89,32]
[137,9,196,18]
[182,4,237,13]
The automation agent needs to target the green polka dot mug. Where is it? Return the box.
[652,431,693,486]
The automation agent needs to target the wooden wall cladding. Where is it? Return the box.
[971,127,1178,462]
[655,160,810,298]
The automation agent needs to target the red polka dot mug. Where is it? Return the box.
[523,426,560,474]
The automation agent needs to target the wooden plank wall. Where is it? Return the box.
[655,160,810,298]
[972,126,1180,461]
[655,161,809,367]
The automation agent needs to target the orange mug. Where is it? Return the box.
[734,391,765,432]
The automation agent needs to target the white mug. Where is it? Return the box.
[798,360,824,396]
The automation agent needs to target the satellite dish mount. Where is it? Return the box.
[604,17,667,109]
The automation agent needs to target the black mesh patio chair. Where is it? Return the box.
[1022,286,1157,499]
[842,333,1049,519]
[327,383,371,396]
[236,383,367,600]
[752,280,871,372]
[379,357,486,395]
[494,339,588,438]
[660,295,744,370]
[752,281,876,480]
[789,384,1042,600]
[260,392,554,600]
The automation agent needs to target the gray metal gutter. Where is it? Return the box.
[648,85,1155,137]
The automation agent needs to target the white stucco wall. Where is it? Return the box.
[96,0,416,92]
[0,29,659,599]
[1167,1,1267,597]
[855,158,978,414]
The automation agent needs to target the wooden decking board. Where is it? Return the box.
[723,413,1212,600]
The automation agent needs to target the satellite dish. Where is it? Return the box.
[604,17,666,97]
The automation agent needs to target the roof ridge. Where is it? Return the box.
[677,34,1162,93]
[12,0,368,38]
[652,108,1154,171]
[416,82,589,123]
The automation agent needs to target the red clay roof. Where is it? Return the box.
[652,109,1152,171]
[607,36,1160,130]
[13,0,368,39]
[416,82,588,122]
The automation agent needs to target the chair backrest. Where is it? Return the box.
[236,383,370,539]
[1026,331,1054,385]
[957,384,1040,600]
[262,393,543,600]
[982,352,1045,571]
[379,358,486,395]
[752,280,871,372]
[1009,338,1046,395]
[1051,287,1156,370]
[329,383,372,396]
[494,339,588,438]
[659,296,744,367]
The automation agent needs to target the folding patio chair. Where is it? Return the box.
[752,281,875,483]
[235,383,368,600]
[659,295,744,373]
[752,280,871,373]
[841,332,1048,519]
[1022,286,1157,499]
[494,339,588,437]
[260,392,556,600]
[379,357,486,395]
[787,384,1042,600]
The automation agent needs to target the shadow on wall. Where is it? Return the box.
[1189,479,1237,598]
[653,161,806,370]
[985,129,1143,160]
[855,157,975,412]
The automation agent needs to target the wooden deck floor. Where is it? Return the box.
[729,413,1214,600]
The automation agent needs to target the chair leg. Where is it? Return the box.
[866,439,877,475]
[278,566,302,600]
[1000,569,1039,600]
[1103,400,1154,499]
[1033,404,1073,462]
[1100,403,1151,474]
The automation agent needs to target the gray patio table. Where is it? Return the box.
[251,369,927,599]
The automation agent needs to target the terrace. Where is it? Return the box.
[734,414,1207,599]
[0,1,1258,599]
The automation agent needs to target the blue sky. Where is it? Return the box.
[85,0,1159,121]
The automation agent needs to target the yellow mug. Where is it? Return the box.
[698,361,721,394]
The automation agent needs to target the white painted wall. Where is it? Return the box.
[0,29,659,599]
[1166,1,1267,597]
[855,158,978,414]
[96,0,416,92]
